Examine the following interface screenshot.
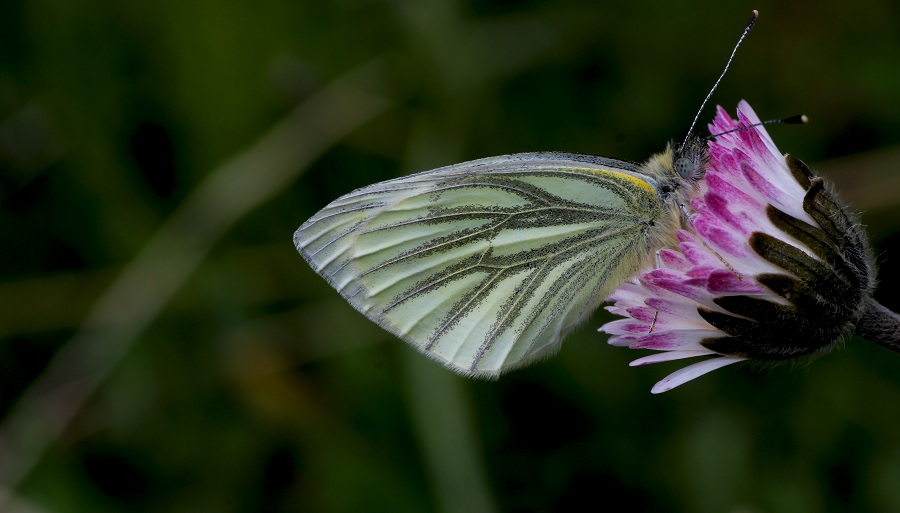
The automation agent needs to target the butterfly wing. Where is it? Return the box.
[295,152,666,377]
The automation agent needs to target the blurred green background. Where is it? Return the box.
[2,0,900,512]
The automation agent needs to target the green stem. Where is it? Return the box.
[856,296,900,353]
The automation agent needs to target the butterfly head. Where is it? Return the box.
[673,135,709,184]
[643,135,709,208]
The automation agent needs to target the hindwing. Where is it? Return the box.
[295,152,666,376]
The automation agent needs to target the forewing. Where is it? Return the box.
[295,153,664,376]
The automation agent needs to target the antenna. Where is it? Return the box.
[680,9,759,153]
[708,114,808,140]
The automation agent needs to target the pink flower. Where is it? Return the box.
[601,101,879,393]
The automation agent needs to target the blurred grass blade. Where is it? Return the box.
[403,353,498,513]
[0,59,394,504]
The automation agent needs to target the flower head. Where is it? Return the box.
[602,100,877,393]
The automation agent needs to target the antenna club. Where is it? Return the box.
[746,11,759,31]
[708,114,810,140]
[778,114,809,125]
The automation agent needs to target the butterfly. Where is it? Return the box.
[294,141,709,376]
[294,11,759,378]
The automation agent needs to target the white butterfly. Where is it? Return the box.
[294,142,706,377]
[295,10,758,379]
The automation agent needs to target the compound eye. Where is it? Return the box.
[674,157,694,179]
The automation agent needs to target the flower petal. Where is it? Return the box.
[629,350,716,366]
[650,356,746,394]
[598,101,852,393]
[629,330,714,351]
[706,270,763,294]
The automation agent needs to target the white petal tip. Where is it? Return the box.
[648,356,745,394]
[607,336,633,347]
[629,350,716,367]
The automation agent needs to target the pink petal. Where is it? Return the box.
[741,160,797,209]
[677,241,720,268]
[704,192,755,235]
[694,220,748,258]
[644,297,704,319]
[601,319,651,336]
[686,265,717,278]
[642,275,709,304]
[626,306,657,323]
[706,269,763,293]
[659,248,691,271]
[704,173,757,205]
[629,329,714,351]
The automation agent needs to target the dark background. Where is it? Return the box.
[2,1,900,512]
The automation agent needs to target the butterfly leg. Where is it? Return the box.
[647,250,665,334]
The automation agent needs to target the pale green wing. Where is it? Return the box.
[295,153,665,377]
